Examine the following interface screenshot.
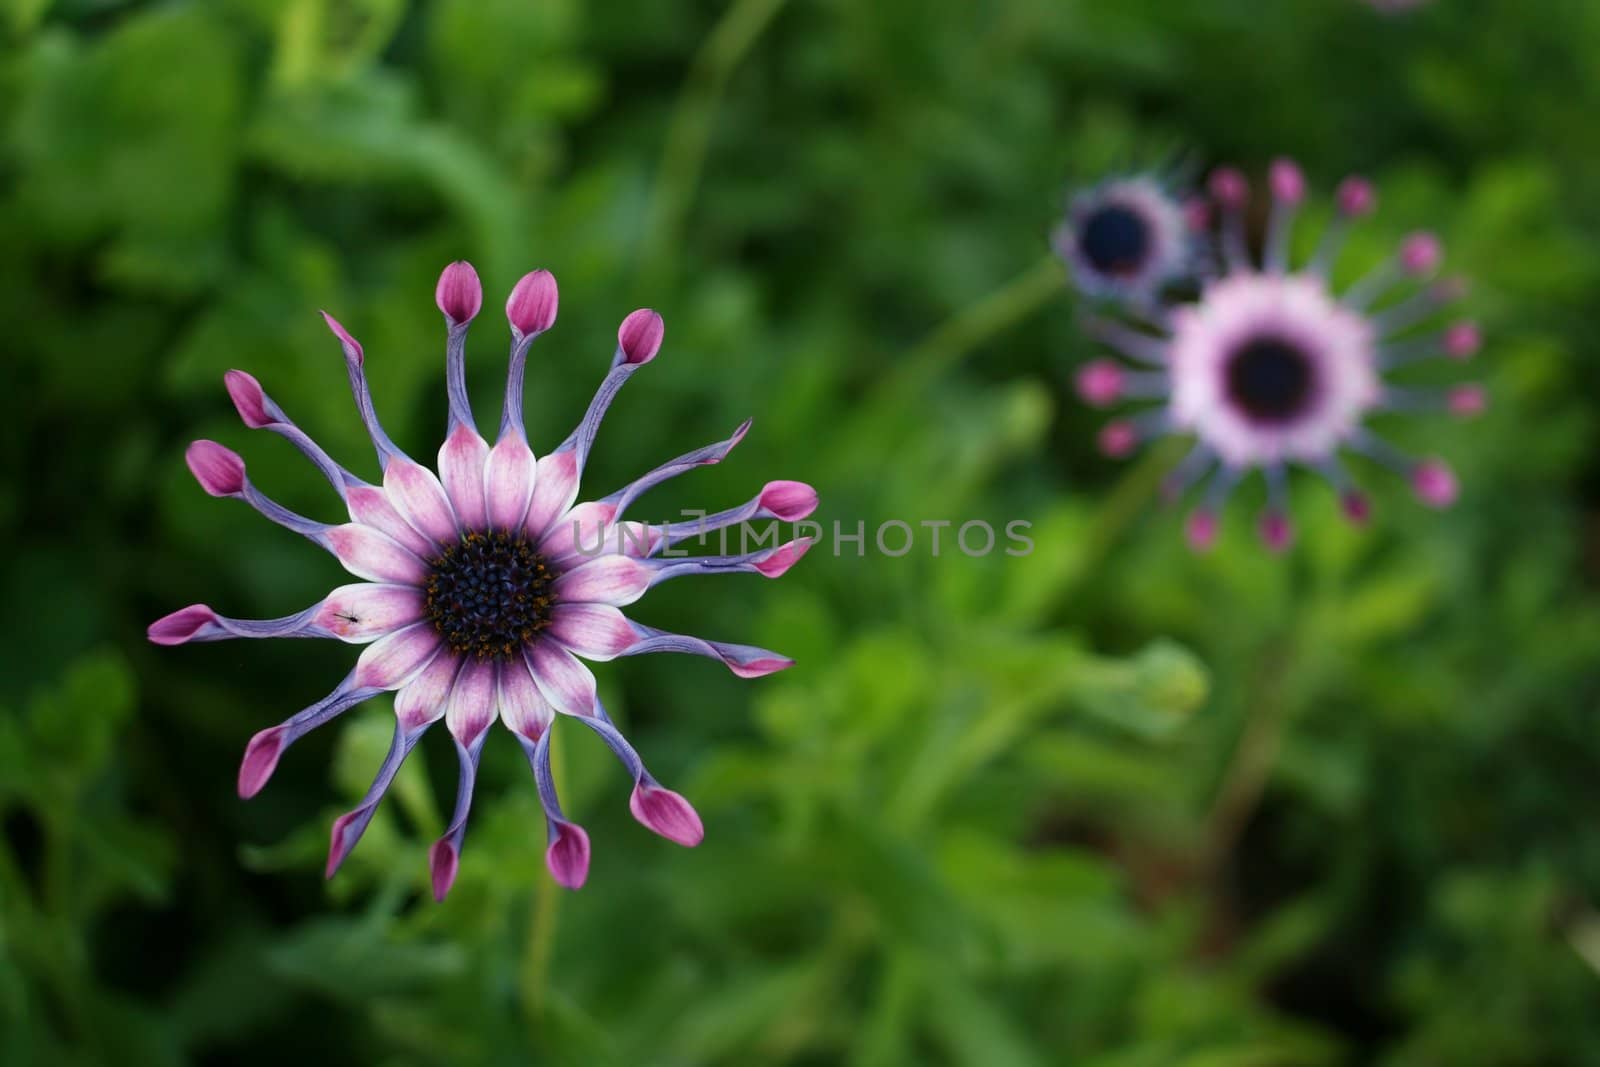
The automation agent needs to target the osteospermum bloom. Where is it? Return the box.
[150,262,817,898]
[1053,174,1204,307]
[1075,159,1484,552]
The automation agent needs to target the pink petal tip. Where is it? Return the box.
[1269,158,1306,204]
[238,726,288,799]
[506,269,559,336]
[223,370,272,428]
[546,822,591,889]
[630,783,704,848]
[1259,512,1294,553]
[1208,166,1249,209]
[1341,491,1373,526]
[1400,232,1443,275]
[428,839,459,901]
[727,655,795,678]
[1412,459,1459,508]
[753,538,813,578]
[618,309,665,365]
[1448,385,1487,418]
[1185,510,1219,552]
[147,604,217,645]
[1336,176,1377,217]
[1075,359,1125,408]
[1444,321,1481,359]
[320,311,363,364]
[1097,420,1138,459]
[721,419,753,458]
[325,811,365,879]
[760,480,819,521]
[186,440,246,497]
[435,261,483,325]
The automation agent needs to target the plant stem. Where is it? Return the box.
[521,727,564,1028]
[640,0,791,291]
[876,253,1063,402]
[1198,632,1296,880]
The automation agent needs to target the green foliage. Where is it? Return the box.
[1,0,1598,1064]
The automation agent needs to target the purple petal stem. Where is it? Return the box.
[324,311,406,470]
[326,718,429,878]
[429,733,486,901]
[555,361,643,477]
[226,370,365,501]
[524,732,591,889]
[643,536,813,586]
[148,603,330,645]
[238,671,382,798]
[499,335,536,441]
[444,320,476,434]
[651,479,817,552]
[615,621,795,678]
[601,419,753,521]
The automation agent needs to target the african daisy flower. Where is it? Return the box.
[1075,159,1484,552]
[1053,173,1204,308]
[149,262,817,898]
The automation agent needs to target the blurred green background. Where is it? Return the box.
[4,0,1600,1064]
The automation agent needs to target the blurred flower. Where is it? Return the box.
[1053,174,1204,308]
[1075,159,1484,552]
[150,262,816,898]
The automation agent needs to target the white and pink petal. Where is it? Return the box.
[384,457,459,546]
[550,555,653,607]
[438,425,490,530]
[547,604,637,661]
[312,584,426,643]
[485,434,538,531]
[325,524,431,585]
[354,622,443,689]
[527,640,599,718]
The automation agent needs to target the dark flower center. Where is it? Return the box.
[425,531,555,661]
[1078,204,1151,276]
[1225,335,1317,423]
